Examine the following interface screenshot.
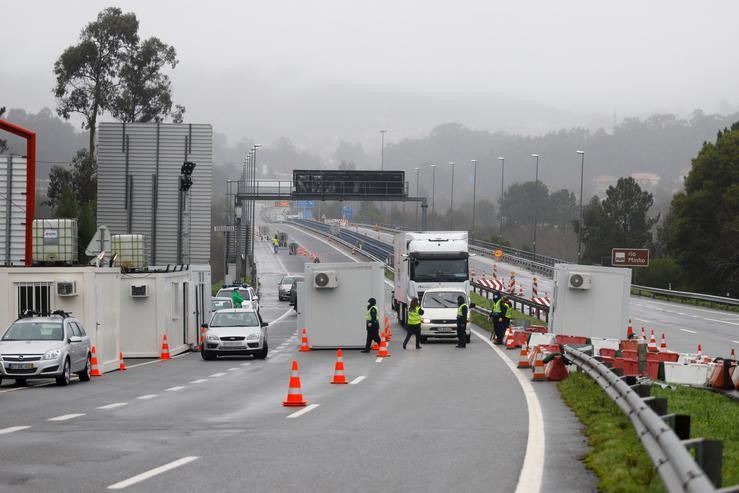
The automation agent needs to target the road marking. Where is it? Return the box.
[125,359,164,369]
[165,386,185,392]
[227,368,240,372]
[268,307,296,326]
[240,362,252,367]
[0,382,54,394]
[136,394,158,400]
[680,329,697,334]
[286,403,319,418]
[48,413,85,422]
[189,379,208,384]
[472,328,544,493]
[733,340,739,344]
[209,372,226,378]
[375,357,383,363]
[107,456,200,490]
[97,402,127,410]
[0,426,30,435]
[349,376,366,385]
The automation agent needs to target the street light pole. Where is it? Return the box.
[577,150,585,264]
[414,167,420,230]
[470,159,477,237]
[379,130,386,170]
[498,157,505,237]
[430,164,437,230]
[449,161,456,230]
[531,154,540,255]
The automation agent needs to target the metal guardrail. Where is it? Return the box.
[471,280,550,323]
[562,345,735,493]
[631,284,739,307]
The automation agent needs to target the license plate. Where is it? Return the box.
[8,362,35,370]
[221,341,243,347]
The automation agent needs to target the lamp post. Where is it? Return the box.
[531,153,540,255]
[379,130,386,170]
[430,164,437,230]
[470,159,477,237]
[449,161,456,230]
[249,144,261,268]
[498,157,505,236]
[414,167,421,230]
[235,202,243,281]
[576,150,585,264]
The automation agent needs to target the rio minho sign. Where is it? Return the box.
[611,248,650,267]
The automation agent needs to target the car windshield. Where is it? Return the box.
[216,288,251,301]
[422,292,464,308]
[280,277,294,286]
[411,258,469,282]
[2,321,64,341]
[210,311,260,328]
[211,299,233,310]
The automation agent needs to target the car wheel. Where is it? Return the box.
[56,358,71,386]
[255,342,268,360]
[201,350,215,361]
[77,354,92,382]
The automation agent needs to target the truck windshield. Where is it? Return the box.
[411,258,468,282]
[422,292,464,308]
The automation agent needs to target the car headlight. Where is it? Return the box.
[422,319,431,324]
[43,349,62,360]
[246,333,260,341]
[206,334,220,342]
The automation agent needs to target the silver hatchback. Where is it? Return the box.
[202,309,268,360]
[0,313,92,386]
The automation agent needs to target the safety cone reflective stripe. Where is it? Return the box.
[648,330,658,352]
[505,328,516,349]
[283,360,307,407]
[90,345,102,377]
[518,341,530,368]
[331,348,348,384]
[160,333,171,360]
[384,317,392,341]
[377,336,391,357]
[119,352,127,371]
[660,333,667,351]
[299,328,311,352]
[626,319,633,339]
[532,351,546,381]
[198,324,207,351]
[697,344,702,358]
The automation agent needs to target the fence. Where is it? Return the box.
[471,279,550,323]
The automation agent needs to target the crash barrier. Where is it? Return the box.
[471,279,550,323]
[562,345,728,492]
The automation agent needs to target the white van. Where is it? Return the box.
[419,288,471,343]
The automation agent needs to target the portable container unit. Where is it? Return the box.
[32,219,78,264]
[0,155,27,265]
[111,234,146,268]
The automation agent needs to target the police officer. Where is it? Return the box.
[403,297,423,350]
[493,295,512,344]
[456,295,468,348]
[491,292,503,344]
[361,297,382,353]
[272,236,279,254]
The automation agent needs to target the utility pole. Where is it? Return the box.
[498,157,505,237]
[430,164,437,230]
[531,154,540,255]
[470,159,477,237]
[577,150,585,264]
[449,161,456,230]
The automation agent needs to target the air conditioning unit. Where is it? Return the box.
[130,284,149,298]
[56,281,77,296]
[313,271,338,289]
[568,272,592,290]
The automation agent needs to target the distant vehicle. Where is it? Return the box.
[278,275,300,301]
[0,311,92,386]
[289,277,304,311]
[202,308,268,360]
[216,284,259,312]
[277,232,288,247]
[419,288,472,344]
[211,297,234,311]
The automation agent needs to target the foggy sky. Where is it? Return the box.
[2,0,739,154]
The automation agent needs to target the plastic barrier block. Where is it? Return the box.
[613,357,639,376]
[645,352,661,363]
[513,331,529,348]
[658,352,680,363]
[554,334,589,345]
[647,360,660,380]
[663,362,711,385]
[528,325,548,334]
[621,349,638,361]
[620,340,639,352]
[599,348,617,358]
[528,333,556,348]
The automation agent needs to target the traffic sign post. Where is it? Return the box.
[611,248,649,267]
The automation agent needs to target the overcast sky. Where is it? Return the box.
[3,0,739,153]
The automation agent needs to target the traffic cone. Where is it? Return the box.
[160,333,171,360]
[505,328,516,349]
[283,360,307,407]
[198,324,207,351]
[90,345,102,377]
[660,333,667,351]
[384,317,392,341]
[730,348,736,362]
[118,352,127,371]
[641,326,646,342]
[517,341,530,369]
[377,335,391,357]
[532,351,546,381]
[626,319,633,339]
[371,338,379,351]
[331,349,348,384]
[648,330,658,352]
[697,344,702,358]
[299,328,311,352]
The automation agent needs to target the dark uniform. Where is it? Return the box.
[403,303,423,350]
[493,297,512,343]
[456,295,468,348]
[491,293,503,343]
[361,297,382,353]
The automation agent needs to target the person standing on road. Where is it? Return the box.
[456,295,468,348]
[361,297,382,353]
[496,296,512,342]
[231,289,244,308]
[272,236,279,254]
[403,297,423,350]
[491,292,503,344]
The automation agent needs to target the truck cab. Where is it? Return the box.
[419,288,472,343]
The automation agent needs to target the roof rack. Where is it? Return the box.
[18,309,72,320]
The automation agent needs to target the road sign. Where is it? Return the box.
[275,201,290,207]
[296,200,315,209]
[611,248,650,267]
[214,225,235,232]
[341,205,353,220]
[494,249,503,258]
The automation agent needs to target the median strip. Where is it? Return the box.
[107,456,199,490]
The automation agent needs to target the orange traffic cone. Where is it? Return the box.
[697,344,702,358]
[532,351,546,381]
[648,330,658,352]
[198,324,207,351]
[331,349,348,384]
[505,328,516,349]
[371,338,379,351]
[283,360,308,407]
[641,326,646,342]
[517,341,530,369]
[626,319,634,339]
[299,328,311,352]
[90,345,102,377]
[118,352,127,371]
[384,317,392,341]
[160,333,171,360]
[377,335,391,357]
[730,348,736,362]
[660,333,667,351]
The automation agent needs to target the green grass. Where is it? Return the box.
[469,291,548,328]
[631,288,739,313]
[559,373,739,491]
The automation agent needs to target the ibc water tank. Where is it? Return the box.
[111,234,146,268]
[32,219,78,264]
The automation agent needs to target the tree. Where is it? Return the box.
[53,7,139,157]
[0,106,7,153]
[46,149,96,209]
[54,186,80,219]
[46,166,74,210]
[77,202,96,260]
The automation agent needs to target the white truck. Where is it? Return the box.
[392,231,470,340]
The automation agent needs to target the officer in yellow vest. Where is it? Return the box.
[492,294,511,344]
[361,297,382,353]
[272,236,279,254]
[403,297,423,350]
[456,295,468,348]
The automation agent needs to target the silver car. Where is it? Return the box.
[215,286,260,312]
[0,313,92,386]
[202,309,268,360]
[278,275,298,301]
[211,297,234,311]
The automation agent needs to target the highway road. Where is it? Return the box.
[0,222,597,492]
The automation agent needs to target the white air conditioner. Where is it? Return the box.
[130,284,149,298]
[56,281,77,296]
[313,271,338,289]
[568,272,592,290]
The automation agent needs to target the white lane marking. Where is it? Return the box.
[227,368,240,372]
[472,328,544,493]
[375,357,383,363]
[136,394,159,400]
[733,340,739,344]
[680,328,697,334]
[240,362,252,367]
[209,372,226,378]
[48,413,85,422]
[0,426,31,435]
[284,225,357,261]
[125,359,164,369]
[349,376,366,385]
[107,456,199,490]
[0,382,54,394]
[286,403,320,419]
[189,378,208,384]
[97,402,127,410]
[268,307,296,326]
[165,386,185,392]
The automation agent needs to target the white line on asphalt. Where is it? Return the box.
[107,456,200,490]
[240,362,252,367]
[471,328,544,493]
[680,328,697,334]
[349,376,366,385]
[97,403,127,410]
[0,426,31,435]
[269,307,296,327]
[209,372,226,378]
[136,394,159,400]
[125,359,163,369]
[165,386,185,392]
[286,404,320,418]
[0,382,53,394]
[189,379,208,384]
[48,413,85,422]
[375,357,383,363]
